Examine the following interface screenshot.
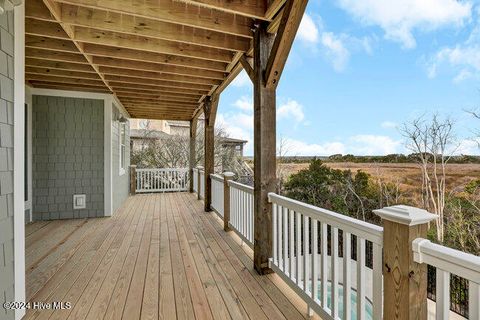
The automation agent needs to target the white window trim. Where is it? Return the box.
[119,121,126,176]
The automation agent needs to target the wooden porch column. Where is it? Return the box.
[203,95,219,212]
[374,205,436,320]
[189,119,197,193]
[253,23,276,274]
[129,165,137,195]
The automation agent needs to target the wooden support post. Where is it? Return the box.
[189,119,197,193]
[129,165,137,195]
[223,172,235,231]
[374,205,437,320]
[197,166,203,200]
[253,23,276,274]
[203,95,219,212]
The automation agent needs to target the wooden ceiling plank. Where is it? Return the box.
[25,66,102,80]
[25,18,70,40]
[175,0,266,20]
[28,80,110,91]
[55,0,254,38]
[25,57,97,73]
[104,75,212,91]
[25,34,81,54]
[59,3,250,52]
[114,87,204,98]
[108,82,209,94]
[116,92,200,103]
[26,47,90,64]
[30,83,111,93]
[91,56,226,80]
[26,73,105,86]
[119,100,197,108]
[83,44,228,72]
[26,0,56,21]
[99,66,222,86]
[119,97,198,106]
[73,26,235,63]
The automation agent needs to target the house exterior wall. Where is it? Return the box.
[32,95,105,220]
[112,104,130,213]
[0,9,15,320]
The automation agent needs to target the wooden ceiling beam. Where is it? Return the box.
[28,80,110,91]
[73,27,235,63]
[265,0,308,88]
[55,0,254,38]
[119,97,199,106]
[175,0,266,20]
[25,66,102,80]
[114,87,204,98]
[119,100,197,108]
[116,92,200,101]
[91,56,226,80]
[57,3,250,52]
[25,57,97,73]
[25,18,70,40]
[123,105,197,112]
[104,75,212,92]
[26,73,105,86]
[26,47,89,64]
[25,35,80,53]
[109,82,208,95]
[99,66,222,86]
[83,44,228,72]
[128,113,192,121]
[40,0,112,93]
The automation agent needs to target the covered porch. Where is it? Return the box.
[24,192,310,320]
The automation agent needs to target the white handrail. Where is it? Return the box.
[268,192,384,320]
[136,168,189,193]
[413,238,480,320]
[268,193,383,246]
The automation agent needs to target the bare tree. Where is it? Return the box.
[401,114,457,243]
[276,136,292,193]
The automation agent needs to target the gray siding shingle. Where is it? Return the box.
[32,96,105,220]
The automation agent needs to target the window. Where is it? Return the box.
[120,122,126,174]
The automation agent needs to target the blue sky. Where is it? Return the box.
[216,0,480,156]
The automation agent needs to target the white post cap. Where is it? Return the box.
[197,165,204,170]
[223,172,235,178]
[373,205,437,226]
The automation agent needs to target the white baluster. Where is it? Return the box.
[283,206,288,274]
[303,215,310,292]
[273,203,278,266]
[469,281,479,320]
[312,220,318,302]
[332,227,339,318]
[357,237,366,320]
[321,222,328,308]
[343,232,352,320]
[436,269,450,320]
[296,211,301,286]
[372,243,383,320]
[290,209,295,280]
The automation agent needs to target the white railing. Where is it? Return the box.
[136,168,189,193]
[268,193,383,320]
[199,168,205,199]
[229,180,254,248]
[211,174,224,218]
[192,168,198,193]
[413,239,480,320]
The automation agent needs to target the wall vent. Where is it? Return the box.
[73,194,86,210]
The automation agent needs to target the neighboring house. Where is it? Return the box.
[130,118,247,157]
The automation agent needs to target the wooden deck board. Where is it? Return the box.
[25,192,311,320]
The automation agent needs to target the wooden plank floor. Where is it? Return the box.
[24,193,316,320]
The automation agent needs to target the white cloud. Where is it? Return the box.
[298,13,319,44]
[453,69,473,83]
[231,70,251,87]
[277,99,305,124]
[282,138,346,156]
[449,139,479,155]
[233,96,253,112]
[337,0,472,48]
[381,121,398,129]
[349,135,402,155]
[321,32,350,72]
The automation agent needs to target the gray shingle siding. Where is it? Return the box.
[112,105,130,213]
[32,96,105,220]
[0,10,15,320]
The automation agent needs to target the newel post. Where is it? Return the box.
[373,205,437,320]
[222,172,235,231]
[197,166,203,200]
[129,165,137,195]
